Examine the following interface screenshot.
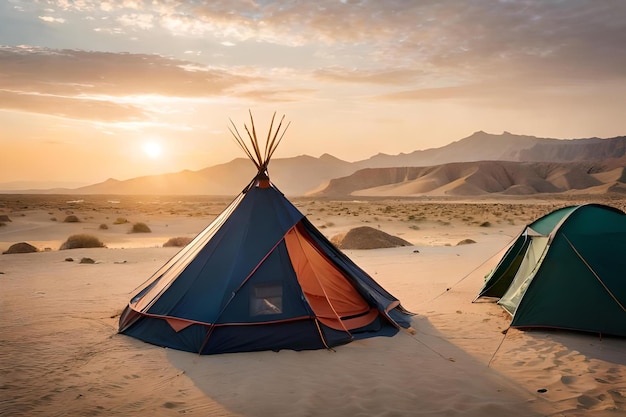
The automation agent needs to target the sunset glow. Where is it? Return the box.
[0,1,625,188]
[143,142,162,159]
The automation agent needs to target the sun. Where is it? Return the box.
[143,142,162,159]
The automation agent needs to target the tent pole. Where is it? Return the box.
[563,234,626,312]
[314,319,335,351]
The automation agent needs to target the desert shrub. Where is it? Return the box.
[99,223,109,230]
[456,239,477,246]
[63,215,80,223]
[3,242,38,254]
[479,221,491,227]
[0,215,11,222]
[130,222,151,233]
[163,237,193,247]
[332,226,412,249]
[113,217,128,224]
[59,234,105,250]
[80,257,95,264]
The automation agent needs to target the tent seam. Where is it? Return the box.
[563,234,626,313]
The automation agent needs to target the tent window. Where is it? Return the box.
[250,283,283,316]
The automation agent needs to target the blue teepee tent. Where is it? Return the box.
[119,114,412,354]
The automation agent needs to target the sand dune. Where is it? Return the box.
[1,195,626,416]
[591,167,626,184]
[318,161,626,197]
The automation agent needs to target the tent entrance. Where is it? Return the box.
[284,225,379,332]
[498,236,549,315]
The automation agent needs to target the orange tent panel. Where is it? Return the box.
[284,225,378,331]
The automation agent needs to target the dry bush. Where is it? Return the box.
[3,242,38,254]
[332,226,412,249]
[63,215,80,223]
[163,237,193,247]
[99,223,108,230]
[130,222,151,233]
[456,239,477,246]
[113,217,128,224]
[0,214,11,222]
[59,234,105,250]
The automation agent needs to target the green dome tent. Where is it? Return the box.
[475,204,626,337]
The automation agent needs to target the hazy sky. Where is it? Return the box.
[1,0,626,186]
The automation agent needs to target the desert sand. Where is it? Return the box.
[1,194,625,416]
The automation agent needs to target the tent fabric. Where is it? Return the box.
[119,180,412,354]
[497,236,549,315]
[284,226,377,331]
[475,204,626,337]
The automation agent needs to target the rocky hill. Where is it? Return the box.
[4,132,625,196]
[314,161,626,197]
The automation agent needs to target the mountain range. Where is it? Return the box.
[4,131,626,196]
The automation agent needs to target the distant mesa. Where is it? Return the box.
[331,226,413,250]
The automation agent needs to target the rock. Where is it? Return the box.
[331,226,413,249]
[3,242,38,254]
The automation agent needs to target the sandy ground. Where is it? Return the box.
[1,194,625,416]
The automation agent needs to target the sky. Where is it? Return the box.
[1,0,626,188]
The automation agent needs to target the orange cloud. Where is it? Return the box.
[0,46,260,122]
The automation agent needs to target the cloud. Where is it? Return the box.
[314,67,424,85]
[38,16,66,23]
[6,1,626,119]
[0,89,146,122]
[372,77,626,114]
[0,46,256,97]
[235,87,316,103]
[117,13,154,30]
[388,1,626,83]
[0,46,263,121]
[33,1,626,83]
